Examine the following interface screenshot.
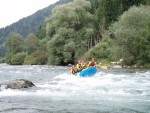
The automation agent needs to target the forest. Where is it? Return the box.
[1,0,150,67]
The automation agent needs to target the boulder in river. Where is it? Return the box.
[0,79,35,90]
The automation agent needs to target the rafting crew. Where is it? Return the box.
[70,58,97,75]
[70,60,83,75]
[70,60,82,75]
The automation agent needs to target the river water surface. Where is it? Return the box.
[0,64,150,113]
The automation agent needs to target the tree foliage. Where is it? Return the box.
[46,0,95,65]
[93,0,145,32]
[11,52,26,65]
[6,32,23,54]
[5,32,24,64]
[86,37,111,60]
[110,5,150,65]
[5,52,14,64]
[24,50,48,65]
[24,33,39,54]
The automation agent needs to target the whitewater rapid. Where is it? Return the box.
[0,64,150,113]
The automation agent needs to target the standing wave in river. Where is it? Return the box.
[0,64,150,113]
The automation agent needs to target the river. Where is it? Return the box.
[0,64,150,113]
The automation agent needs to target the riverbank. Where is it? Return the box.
[0,57,150,69]
[96,59,150,69]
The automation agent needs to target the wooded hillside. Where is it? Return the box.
[2,0,150,67]
[0,0,73,45]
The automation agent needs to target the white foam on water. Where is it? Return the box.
[0,70,149,99]
[0,89,31,97]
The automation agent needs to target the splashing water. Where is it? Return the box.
[0,64,150,113]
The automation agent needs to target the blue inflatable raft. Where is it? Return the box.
[74,66,97,77]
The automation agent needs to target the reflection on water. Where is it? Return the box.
[0,64,150,113]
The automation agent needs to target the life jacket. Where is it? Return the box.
[89,61,96,66]
[76,64,82,71]
[81,62,86,69]
[70,68,77,75]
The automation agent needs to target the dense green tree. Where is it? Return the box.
[110,5,150,66]
[92,0,147,33]
[11,52,26,65]
[36,24,46,40]
[24,33,39,54]
[24,50,48,65]
[46,0,95,65]
[5,32,24,64]
[6,32,23,54]
[5,52,14,64]
[84,36,112,60]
